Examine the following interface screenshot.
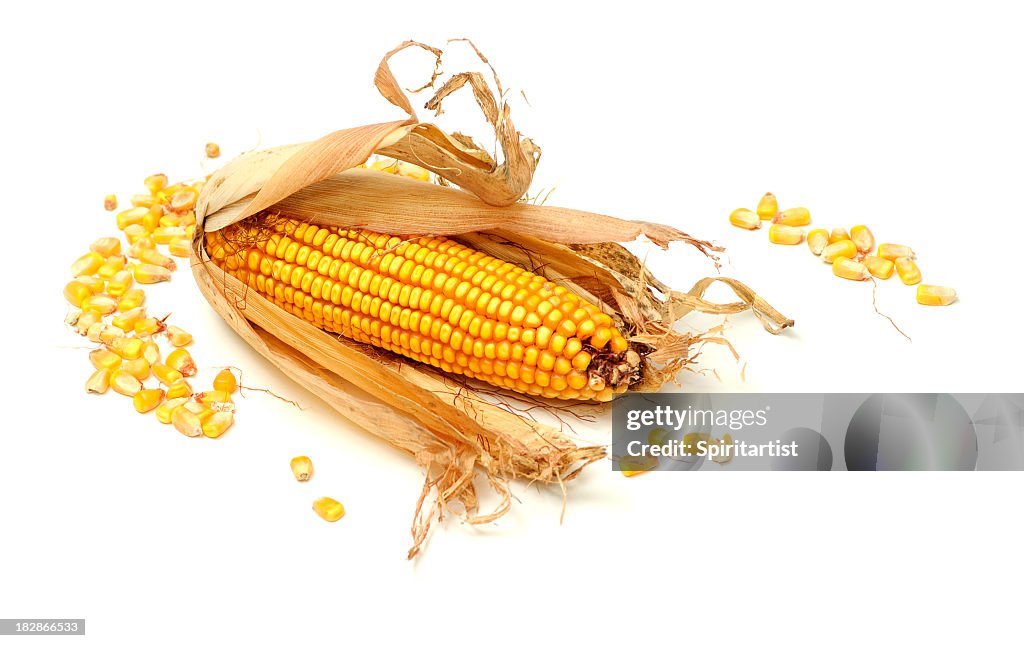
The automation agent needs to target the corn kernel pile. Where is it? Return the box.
[64,168,238,439]
[730,193,957,306]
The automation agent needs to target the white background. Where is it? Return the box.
[2,1,1022,646]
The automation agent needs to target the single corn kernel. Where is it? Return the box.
[138,248,176,271]
[165,325,192,347]
[75,275,105,294]
[106,270,133,297]
[89,237,122,257]
[155,397,189,424]
[85,368,111,394]
[806,228,829,255]
[141,340,160,365]
[117,289,146,312]
[820,239,858,264]
[832,258,871,281]
[116,206,149,230]
[370,158,399,173]
[863,255,894,279]
[205,142,221,158]
[166,379,193,399]
[850,225,875,254]
[122,357,151,381]
[183,400,214,422]
[152,226,186,245]
[89,348,122,371]
[104,194,118,211]
[756,192,778,220]
[110,369,143,396]
[159,213,182,228]
[172,406,203,437]
[775,207,810,226]
[98,325,124,345]
[133,263,172,284]
[202,411,234,438]
[397,162,430,181]
[144,173,168,194]
[133,388,165,413]
[123,224,149,244]
[916,284,957,306]
[63,280,92,308]
[877,243,915,261]
[312,497,346,522]
[620,454,659,477]
[166,348,196,377]
[128,238,156,257]
[81,294,118,316]
[895,257,922,285]
[169,188,198,212]
[829,228,851,244]
[212,369,238,394]
[199,390,232,404]
[134,317,166,336]
[768,224,804,245]
[70,252,104,277]
[167,237,191,258]
[86,322,105,343]
[729,208,761,230]
[130,194,157,208]
[112,307,146,332]
[290,456,313,481]
[152,364,184,386]
[96,255,126,279]
[74,311,100,336]
[107,336,143,360]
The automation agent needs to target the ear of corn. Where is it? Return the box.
[205,218,641,402]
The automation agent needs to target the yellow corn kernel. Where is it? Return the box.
[89,348,122,371]
[144,173,168,193]
[105,270,133,297]
[70,252,104,277]
[828,228,851,244]
[96,255,126,279]
[131,194,158,208]
[141,340,161,365]
[863,255,894,279]
[63,280,92,308]
[165,325,192,347]
[112,307,145,332]
[916,284,957,306]
[110,369,143,396]
[312,497,346,522]
[133,263,172,284]
[775,207,810,226]
[138,248,176,271]
[134,317,166,336]
[152,364,184,386]
[877,243,915,261]
[169,187,198,212]
[290,456,313,481]
[118,289,146,312]
[806,228,829,256]
[74,311,100,336]
[166,348,196,377]
[165,379,193,399]
[729,208,761,230]
[756,192,778,220]
[123,224,149,244]
[370,158,399,173]
[104,194,118,211]
[895,257,922,285]
[171,406,203,437]
[768,224,804,245]
[820,239,858,264]
[397,162,430,181]
[202,411,234,438]
[98,325,124,345]
[128,238,156,257]
[85,322,106,343]
[75,275,105,294]
[107,336,143,360]
[143,206,162,231]
[90,237,122,257]
[122,357,151,381]
[199,390,232,404]
[832,258,871,281]
[620,454,658,477]
[116,206,149,230]
[133,388,165,413]
[205,142,221,158]
[155,397,189,424]
[159,213,182,228]
[213,369,238,394]
[81,294,118,316]
[850,225,875,254]
[168,237,191,258]
[85,368,111,394]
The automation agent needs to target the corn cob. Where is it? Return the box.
[205,217,642,402]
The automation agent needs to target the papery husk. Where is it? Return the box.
[191,41,792,558]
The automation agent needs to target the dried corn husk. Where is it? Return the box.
[191,41,792,557]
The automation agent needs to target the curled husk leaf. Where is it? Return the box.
[191,40,792,558]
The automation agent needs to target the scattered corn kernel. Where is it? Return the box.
[775,207,810,226]
[155,397,189,424]
[820,239,858,264]
[370,158,398,173]
[202,411,234,438]
[169,188,198,212]
[106,270,133,297]
[96,255,126,279]
[123,224,149,244]
[107,336,143,360]
[756,192,778,220]
[806,229,829,255]
[134,317,166,336]
[916,284,957,306]
[768,224,804,245]
[166,325,192,347]
[144,173,168,194]
[75,275,105,294]
[141,341,161,365]
[165,379,193,399]
[85,368,111,394]
[171,406,203,437]
[90,237,121,257]
[863,255,894,279]
[131,194,157,209]
[104,194,118,211]
[137,248,176,271]
[620,454,659,477]
[167,237,191,258]
[110,369,143,396]
[205,142,220,158]
[70,252,104,277]
[116,207,149,230]
[98,325,124,345]
[128,238,156,257]
[877,243,915,261]
[63,280,92,308]
[81,294,118,316]
[89,348,122,371]
[729,208,761,230]
[850,225,875,254]
[133,263,172,284]
[153,364,184,386]
[117,289,145,312]
[133,388,165,413]
[112,307,146,332]
[290,456,313,481]
[312,497,346,522]
[828,228,851,244]
[832,258,871,281]
[895,257,922,285]
[198,390,232,404]
[122,357,151,381]
[213,369,238,394]
[74,311,101,336]
[166,348,196,377]
[86,322,106,343]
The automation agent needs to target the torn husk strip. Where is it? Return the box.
[192,40,792,557]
